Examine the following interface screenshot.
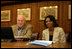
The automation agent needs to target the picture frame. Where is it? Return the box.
[1,10,10,21]
[68,5,71,20]
[40,6,58,20]
[17,8,31,20]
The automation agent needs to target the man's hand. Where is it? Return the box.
[16,38,23,41]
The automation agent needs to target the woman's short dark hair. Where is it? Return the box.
[44,15,58,28]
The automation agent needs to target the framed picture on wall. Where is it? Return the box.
[17,8,31,20]
[68,5,71,20]
[40,6,58,20]
[1,10,10,21]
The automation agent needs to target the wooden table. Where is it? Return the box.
[1,41,71,48]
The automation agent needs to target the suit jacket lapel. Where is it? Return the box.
[45,29,49,41]
[53,28,58,43]
[14,25,18,36]
[53,28,55,42]
[21,29,26,36]
[20,24,27,36]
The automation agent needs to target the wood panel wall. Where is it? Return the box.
[1,1,71,39]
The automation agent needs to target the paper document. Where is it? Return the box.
[27,40,52,46]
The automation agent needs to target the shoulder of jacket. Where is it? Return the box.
[26,24,33,27]
[56,27,63,29]
[43,28,48,33]
[55,27,63,31]
[11,24,17,28]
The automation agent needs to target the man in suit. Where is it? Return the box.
[11,15,33,41]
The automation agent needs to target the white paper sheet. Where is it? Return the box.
[27,40,52,46]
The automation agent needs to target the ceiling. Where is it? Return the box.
[1,1,15,4]
[1,1,46,6]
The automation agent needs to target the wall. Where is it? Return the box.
[1,1,71,39]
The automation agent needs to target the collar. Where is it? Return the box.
[17,24,27,30]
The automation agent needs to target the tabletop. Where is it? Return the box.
[1,41,71,48]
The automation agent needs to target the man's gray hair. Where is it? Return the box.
[17,15,26,20]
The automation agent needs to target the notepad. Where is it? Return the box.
[27,40,52,46]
